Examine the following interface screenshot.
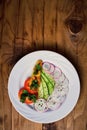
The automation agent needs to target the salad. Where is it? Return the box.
[18,59,69,112]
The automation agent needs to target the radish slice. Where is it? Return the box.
[47,83,68,110]
[47,94,66,110]
[61,76,69,87]
[34,99,48,112]
[46,85,69,110]
[47,97,61,110]
[42,62,51,72]
[53,83,69,96]
[47,101,61,110]
[58,72,65,82]
[43,62,55,74]
[59,95,66,104]
[53,66,62,79]
[49,63,55,73]
[52,85,62,96]
[58,85,69,96]
[54,72,65,85]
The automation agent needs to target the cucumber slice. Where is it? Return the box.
[41,71,54,95]
[38,82,44,98]
[41,78,49,100]
[42,70,55,86]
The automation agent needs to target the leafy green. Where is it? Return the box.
[20,90,37,103]
[36,64,42,71]
[33,64,42,74]
[22,90,29,94]
[30,79,39,89]
[29,94,37,102]
[20,90,29,103]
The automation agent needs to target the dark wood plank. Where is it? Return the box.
[0,65,4,130]
[43,0,57,51]
[32,0,44,50]
[56,1,87,130]
[1,64,12,130]
[0,0,4,48]
[12,107,20,130]
[0,1,19,130]
[1,0,19,65]
[16,0,34,56]
[0,2,5,130]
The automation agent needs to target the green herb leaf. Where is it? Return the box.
[20,93,26,103]
[36,64,42,71]
[20,90,29,103]
[23,90,29,94]
[20,89,37,103]
[29,94,37,102]
[30,79,39,89]
[33,64,42,74]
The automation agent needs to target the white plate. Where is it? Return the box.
[8,50,80,123]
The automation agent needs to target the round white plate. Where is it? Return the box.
[8,50,80,123]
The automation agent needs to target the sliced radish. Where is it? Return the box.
[54,72,65,85]
[47,99,61,110]
[49,63,55,74]
[42,62,51,72]
[47,83,68,110]
[52,85,62,96]
[47,96,53,102]
[58,72,65,82]
[59,95,66,104]
[53,66,62,79]
[34,99,48,112]
[52,94,62,102]
[53,83,69,96]
[61,76,69,87]
[58,86,69,96]
[43,62,55,74]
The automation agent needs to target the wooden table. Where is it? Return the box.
[0,0,87,130]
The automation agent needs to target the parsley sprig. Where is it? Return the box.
[34,64,42,74]
[20,90,37,103]
[30,79,39,89]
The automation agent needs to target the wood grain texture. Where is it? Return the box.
[44,0,57,51]
[0,0,87,130]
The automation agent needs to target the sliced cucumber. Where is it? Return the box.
[41,71,54,95]
[38,82,44,98]
[42,70,55,86]
[41,78,49,100]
